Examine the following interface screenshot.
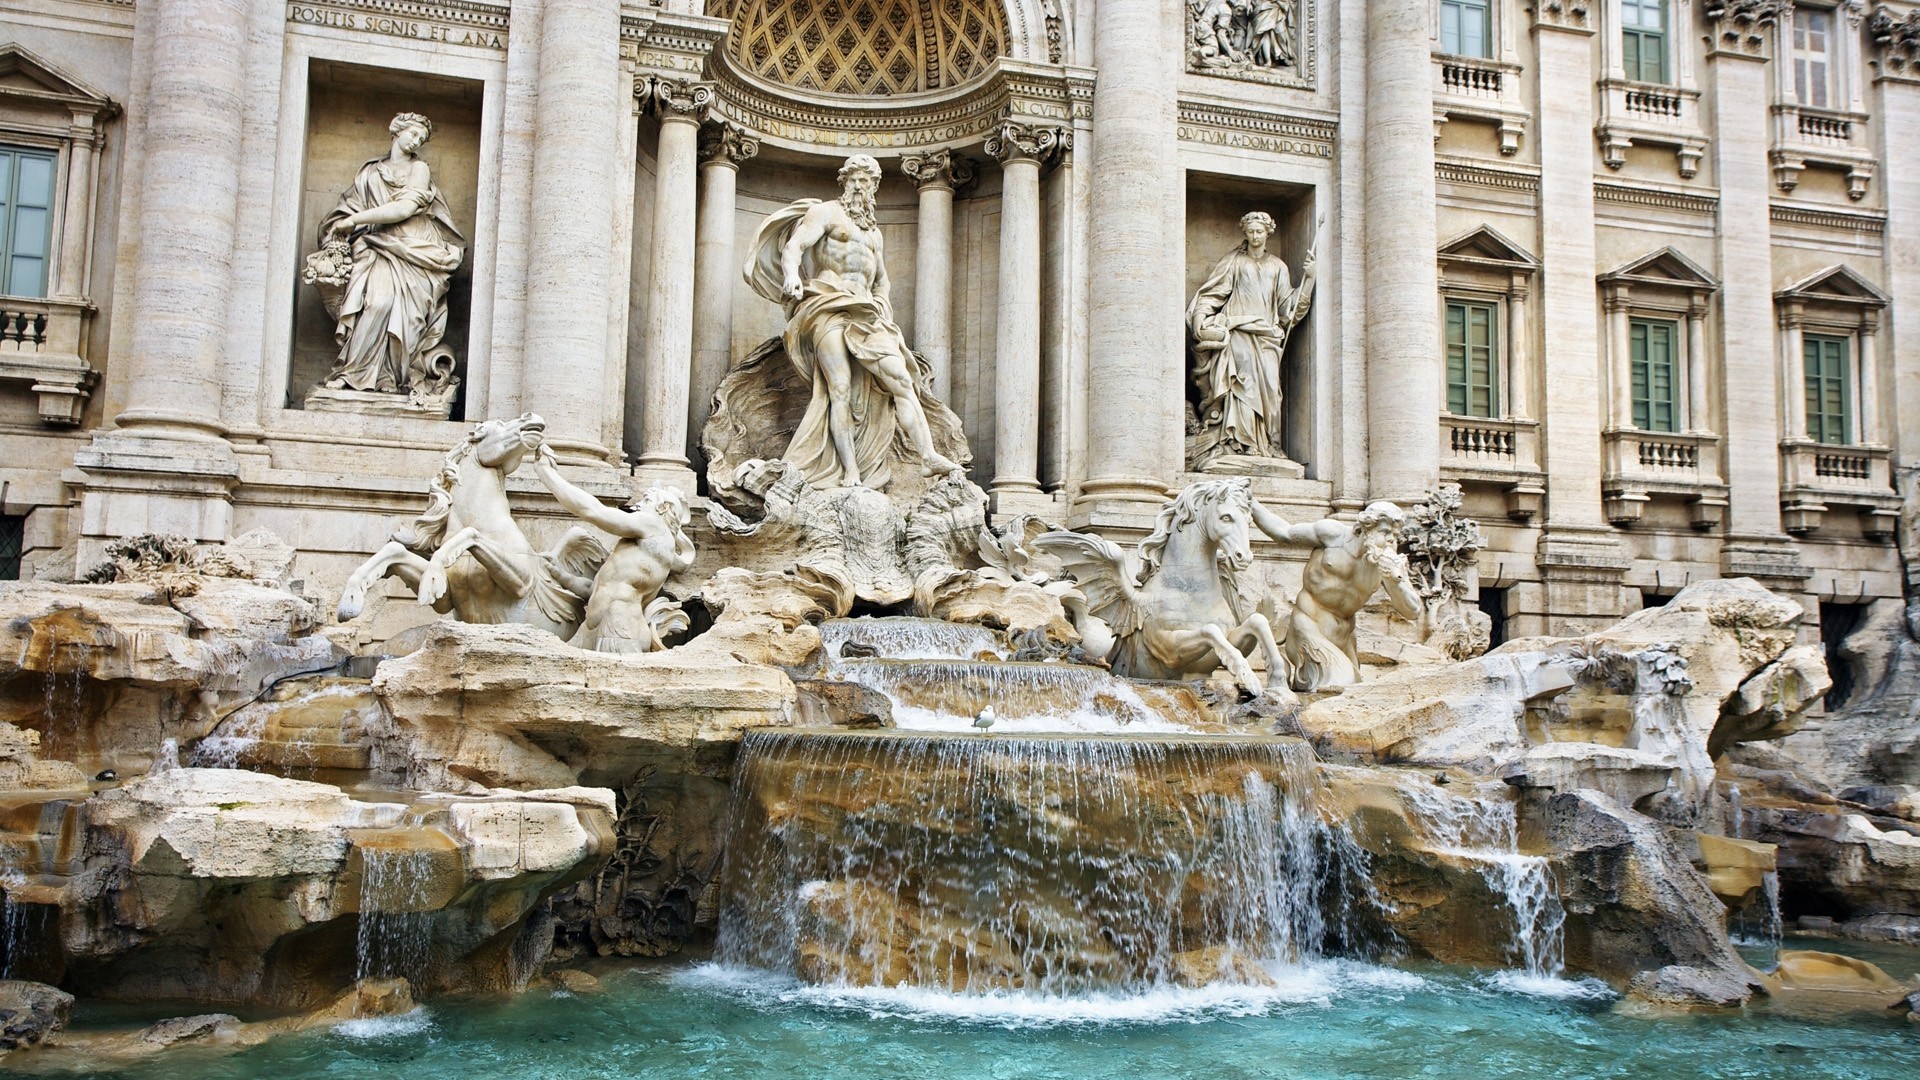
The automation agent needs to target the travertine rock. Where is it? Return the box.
[1295,650,1573,771]
[0,979,73,1049]
[1712,644,1831,757]
[1748,805,1920,919]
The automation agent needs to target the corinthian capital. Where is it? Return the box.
[984,120,1070,166]
[900,147,977,192]
[698,122,760,167]
[1704,0,1788,55]
[637,76,714,123]
[1869,4,1920,74]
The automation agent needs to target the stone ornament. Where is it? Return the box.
[698,122,761,167]
[303,112,466,420]
[335,414,606,638]
[731,154,966,493]
[1261,501,1424,692]
[1186,210,1317,471]
[1869,4,1920,73]
[1187,0,1299,75]
[1704,0,1788,54]
[900,146,976,192]
[1531,0,1591,28]
[1399,485,1493,660]
[984,120,1069,165]
[1033,477,1293,700]
[637,76,714,123]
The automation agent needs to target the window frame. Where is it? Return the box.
[1445,297,1501,418]
[1439,0,1494,59]
[0,144,59,299]
[1620,0,1671,85]
[1791,5,1837,110]
[1628,316,1682,433]
[1802,331,1854,446]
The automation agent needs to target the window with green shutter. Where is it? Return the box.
[0,146,57,298]
[1803,334,1852,445]
[1621,0,1670,84]
[1629,318,1680,433]
[1440,0,1492,58]
[1445,300,1499,418]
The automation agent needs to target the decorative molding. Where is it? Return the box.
[1868,4,1920,78]
[901,145,978,190]
[984,118,1068,165]
[1183,0,1318,91]
[1593,180,1719,216]
[637,75,716,124]
[1435,159,1541,195]
[1770,201,1888,234]
[1175,99,1336,159]
[1703,0,1787,56]
[698,120,761,166]
[284,0,510,48]
[1529,1,1592,29]
[620,10,729,75]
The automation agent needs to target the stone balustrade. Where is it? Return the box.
[1778,441,1898,538]
[0,296,96,426]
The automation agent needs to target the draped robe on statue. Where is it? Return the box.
[1187,247,1312,461]
[321,157,465,394]
[744,199,937,491]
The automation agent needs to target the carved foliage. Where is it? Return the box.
[637,76,714,121]
[1869,4,1920,72]
[698,121,761,166]
[1703,0,1787,54]
[983,119,1069,164]
[901,146,977,190]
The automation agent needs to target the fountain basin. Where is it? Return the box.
[717,729,1354,995]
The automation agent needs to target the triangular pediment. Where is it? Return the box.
[1437,225,1539,268]
[1776,264,1890,306]
[0,44,116,111]
[1600,246,1718,289]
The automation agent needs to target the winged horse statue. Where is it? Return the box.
[335,412,608,639]
[1032,477,1293,700]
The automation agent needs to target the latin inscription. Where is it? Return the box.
[287,4,507,50]
[1177,124,1333,160]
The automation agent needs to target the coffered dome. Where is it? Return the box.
[709,0,1008,96]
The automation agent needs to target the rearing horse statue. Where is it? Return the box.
[1033,478,1293,700]
[336,413,607,639]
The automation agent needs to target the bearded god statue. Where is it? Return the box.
[741,154,963,491]
[1186,210,1316,471]
[303,112,466,419]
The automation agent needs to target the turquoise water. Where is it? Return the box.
[38,958,1920,1080]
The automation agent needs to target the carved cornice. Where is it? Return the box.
[698,121,760,167]
[1175,100,1337,160]
[1529,1,1593,29]
[1435,159,1541,194]
[1869,5,1920,78]
[1703,0,1787,56]
[619,10,728,76]
[637,76,715,124]
[984,119,1068,165]
[901,146,978,191]
[1770,201,1888,234]
[1594,180,1719,216]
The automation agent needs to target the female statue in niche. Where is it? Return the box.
[304,112,465,414]
[1186,210,1315,468]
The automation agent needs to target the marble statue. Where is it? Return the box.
[303,112,466,419]
[1260,501,1423,692]
[742,154,962,490]
[1034,478,1292,700]
[1187,210,1315,469]
[534,446,695,654]
[1187,0,1299,74]
[335,413,606,639]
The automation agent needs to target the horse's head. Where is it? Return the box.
[470,412,546,472]
[1140,477,1255,581]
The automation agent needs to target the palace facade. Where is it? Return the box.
[0,0,1915,645]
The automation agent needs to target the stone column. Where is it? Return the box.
[1869,16,1920,504]
[53,113,99,299]
[1686,300,1710,432]
[688,123,756,467]
[1505,272,1533,420]
[110,0,250,440]
[1779,304,1807,439]
[1363,0,1441,504]
[1707,7,1801,579]
[987,122,1062,504]
[902,148,973,404]
[1605,290,1632,430]
[523,0,623,466]
[632,78,709,489]
[1078,0,1180,514]
[1858,312,1882,444]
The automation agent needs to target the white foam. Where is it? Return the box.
[887,704,1195,735]
[332,1008,434,1040]
[672,960,1427,1029]
[1484,970,1615,1001]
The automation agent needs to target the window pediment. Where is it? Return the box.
[0,44,117,118]
[1437,225,1539,270]
[1599,246,1717,293]
[1775,263,1889,308]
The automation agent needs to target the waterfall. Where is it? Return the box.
[716,730,1363,995]
[819,617,1008,661]
[1,874,25,979]
[354,845,439,984]
[1399,779,1566,980]
[830,658,1188,733]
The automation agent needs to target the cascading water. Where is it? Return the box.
[1,873,26,979]
[1399,779,1567,982]
[830,659,1184,732]
[715,730,1365,996]
[354,843,440,985]
[819,617,1009,662]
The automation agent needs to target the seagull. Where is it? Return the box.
[973,706,996,734]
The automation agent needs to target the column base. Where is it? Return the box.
[68,431,241,567]
[631,460,699,497]
[990,487,1065,520]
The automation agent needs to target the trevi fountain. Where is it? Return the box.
[2,0,1919,1076]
